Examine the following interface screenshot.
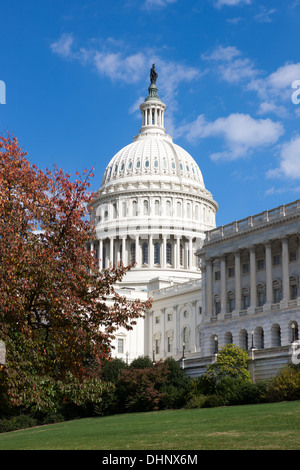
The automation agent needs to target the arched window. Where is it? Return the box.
[176,201,181,217]
[183,327,189,350]
[166,200,171,216]
[254,327,264,349]
[187,203,191,219]
[239,329,248,350]
[132,200,137,217]
[112,203,117,219]
[143,200,149,215]
[224,332,233,345]
[271,324,281,347]
[122,202,127,217]
[166,242,172,265]
[154,242,160,265]
[142,242,148,265]
[155,200,160,216]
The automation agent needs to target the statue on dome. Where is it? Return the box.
[150,64,158,85]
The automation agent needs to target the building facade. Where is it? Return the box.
[90,68,300,379]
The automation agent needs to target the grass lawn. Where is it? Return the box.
[0,401,299,450]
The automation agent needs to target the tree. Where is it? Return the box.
[204,344,251,383]
[0,133,151,411]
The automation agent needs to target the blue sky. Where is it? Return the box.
[1,0,300,226]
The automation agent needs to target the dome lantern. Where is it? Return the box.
[137,64,166,139]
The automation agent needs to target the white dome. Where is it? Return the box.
[101,134,205,191]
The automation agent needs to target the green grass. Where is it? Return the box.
[0,401,299,450]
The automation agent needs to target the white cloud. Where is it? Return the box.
[143,0,177,7]
[213,0,251,8]
[50,33,74,58]
[267,135,300,180]
[254,7,276,23]
[177,113,284,161]
[93,51,146,83]
[202,45,260,85]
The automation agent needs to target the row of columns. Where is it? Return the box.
[142,106,165,128]
[90,234,196,270]
[205,237,298,316]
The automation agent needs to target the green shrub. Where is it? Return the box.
[216,376,266,405]
[185,394,208,409]
[264,364,300,403]
[129,356,154,369]
[0,414,37,433]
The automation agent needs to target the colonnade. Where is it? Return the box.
[90,233,197,271]
[204,236,299,317]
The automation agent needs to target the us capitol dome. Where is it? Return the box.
[90,65,218,290]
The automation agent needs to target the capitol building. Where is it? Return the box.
[90,66,300,381]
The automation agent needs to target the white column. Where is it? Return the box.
[265,242,273,305]
[162,235,167,269]
[220,255,227,315]
[249,246,256,310]
[135,234,140,267]
[149,234,153,268]
[110,237,114,267]
[234,250,241,312]
[282,237,290,301]
[122,236,127,266]
[99,238,103,270]
[206,259,213,316]
[175,236,180,270]
[189,237,193,269]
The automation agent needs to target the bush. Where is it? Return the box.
[264,364,300,403]
[0,414,37,433]
[129,356,154,369]
[216,376,266,406]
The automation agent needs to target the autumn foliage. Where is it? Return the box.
[0,133,150,412]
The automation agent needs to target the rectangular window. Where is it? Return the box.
[117,339,124,354]
[228,267,235,278]
[155,316,160,324]
[289,250,297,262]
[167,313,172,321]
[215,301,221,315]
[155,339,159,355]
[274,288,281,304]
[215,271,221,281]
[257,259,265,270]
[242,263,249,274]
[167,337,172,353]
[242,295,250,310]
[291,284,298,300]
[273,255,280,266]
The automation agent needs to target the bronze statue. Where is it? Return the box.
[150,64,158,85]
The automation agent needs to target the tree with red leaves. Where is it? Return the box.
[0,133,151,412]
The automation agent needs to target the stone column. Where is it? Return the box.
[162,234,167,269]
[175,236,180,270]
[206,259,213,316]
[281,237,290,302]
[99,238,103,270]
[249,246,257,311]
[220,255,227,315]
[265,242,273,306]
[109,237,114,267]
[149,233,153,268]
[234,250,241,313]
[135,234,140,267]
[122,236,127,266]
[189,237,193,269]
